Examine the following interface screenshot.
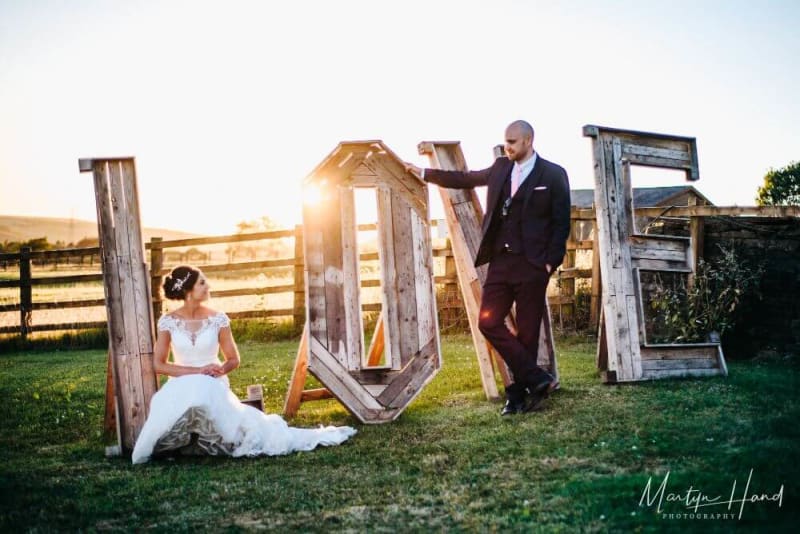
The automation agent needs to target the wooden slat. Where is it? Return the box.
[418,141,501,399]
[283,325,309,418]
[322,184,346,365]
[411,208,436,356]
[640,358,718,371]
[0,321,108,334]
[300,388,334,402]
[339,185,364,371]
[307,335,384,421]
[225,309,296,319]
[376,338,437,406]
[108,161,149,447]
[640,344,721,360]
[145,228,296,249]
[571,205,800,220]
[641,368,724,379]
[154,258,295,276]
[376,185,401,370]
[209,285,296,298]
[120,160,157,402]
[377,348,438,421]
[0,274,104,288]
[304,198,327,348]
[390,191,419,367]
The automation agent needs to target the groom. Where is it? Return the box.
[405,120,571,415]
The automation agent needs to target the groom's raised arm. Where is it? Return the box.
[404,161,493,189]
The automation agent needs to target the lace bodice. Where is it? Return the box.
[157,312,231,386]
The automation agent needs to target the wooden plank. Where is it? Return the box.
[299,387,334,402]
[688,195,704,287]
[418,142,500,400]
[0,273,104,288]
[376,338,437,406]
[0,321,107,334]
[589,219,602,329]
[390,192,419,367]
[103,347,117,438]
[411,208,436,354]
[641,368,724,379]
[322,186,345,364]
[572,205,800,219]
[18,248,32,338]
[641,358,718,371]
[120,160,157,413]
[378,351,438,419]
[293,225,305,330]
[108,162,149,448]
[307,335,384,422]
[283,325,309,418]
[154,258,296,276]
[208,285,296,298]
[225,309,297,319]
[376,185,401,370]
[621,143,692,162]
[632,258,693,273]
[339,185,363,371]
[640,344,721,360]
[303,199,327,349]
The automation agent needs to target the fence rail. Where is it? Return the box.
[3,206,795,338]
[0,222,471,338]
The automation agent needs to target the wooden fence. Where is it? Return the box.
[0,222,465,338]
[2,205,796,339]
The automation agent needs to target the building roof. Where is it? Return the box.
[571,186,713,208]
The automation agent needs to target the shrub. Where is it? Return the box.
[647,242,764,343]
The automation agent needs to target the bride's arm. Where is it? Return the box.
[218,326,241,375]
[152,330,218,377]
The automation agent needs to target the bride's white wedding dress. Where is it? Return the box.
[131,312,356,464]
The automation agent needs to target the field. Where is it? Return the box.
[1,333,797,531]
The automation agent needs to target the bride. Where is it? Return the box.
[131,265,356,464]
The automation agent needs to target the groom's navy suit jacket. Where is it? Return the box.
[424,155,571,270]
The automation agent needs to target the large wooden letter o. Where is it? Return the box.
[303,141,441,423]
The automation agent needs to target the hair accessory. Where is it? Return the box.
[172,271,193,292]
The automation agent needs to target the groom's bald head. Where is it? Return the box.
[504,120,535,162]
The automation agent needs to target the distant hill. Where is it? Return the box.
[0,215,202,245]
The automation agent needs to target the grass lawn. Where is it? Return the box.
[1,334,797,532]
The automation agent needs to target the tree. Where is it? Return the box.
[756,161,800,206]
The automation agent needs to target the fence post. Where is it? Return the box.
[589,219,602,330]
[687,196,704,290]
[19,247,32,339]
[559,221,577,323]
[293,225,305,331]
[150,237,164,321]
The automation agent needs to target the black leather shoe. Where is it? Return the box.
[501,384,528,416]
[525,375,559,412]
[501,398,527,416]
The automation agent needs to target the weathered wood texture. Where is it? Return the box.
[79,158,158,453]
[583,125,727,384]
[294,141,441,423]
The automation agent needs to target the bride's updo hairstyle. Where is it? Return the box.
[163,265,200,300]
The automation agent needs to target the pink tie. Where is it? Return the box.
[511,165,522,197]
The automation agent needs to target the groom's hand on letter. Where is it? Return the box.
[404,162,422,178]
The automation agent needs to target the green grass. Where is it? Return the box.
[1,334,798,532]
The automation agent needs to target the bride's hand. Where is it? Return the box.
[200,364,224,377]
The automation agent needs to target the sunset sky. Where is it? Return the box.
[1,0,798,236]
